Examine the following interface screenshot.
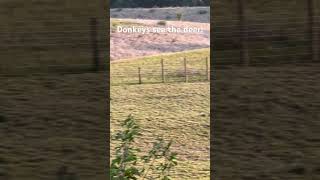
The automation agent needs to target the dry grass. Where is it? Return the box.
[111,82,210,179]
[0,73,107,180]
[111,48,210,85]
[111,50,210,179]
[212,64,320,179]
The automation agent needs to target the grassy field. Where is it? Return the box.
[212,64,320,179]
[0,73,108,180]
[111,48,210,85]
[111,49,210,179]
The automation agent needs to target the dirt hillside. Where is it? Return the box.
[110,19,210,60]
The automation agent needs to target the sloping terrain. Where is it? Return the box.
[0,73,107,180]
[111,82,210,179]
[213,64,320,179]
[110,19,210,60]
[111,49,210,179]
[109,6,210,179]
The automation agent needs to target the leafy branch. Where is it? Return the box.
[111,115,178,180]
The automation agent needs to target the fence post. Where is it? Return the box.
[161,59,165,83]
[184,57,188,83]
[308,0,319,62]
[90,17,100,71]
[205,57,210,81]
[238,0,250,66]
[138,67,142,84]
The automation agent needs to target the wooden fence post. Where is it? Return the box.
[308,0,319,62]
[161,59,165,83]
[90,17,100,71]
[138,67,142,84]
[205,57,210,81]
[238,0,249,66]
[184,57,188,83]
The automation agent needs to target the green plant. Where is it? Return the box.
[110,115,141,179]
[141,139,177,180]
[111,115,178,180]
[157,21,167,26]
[176,13,182,21]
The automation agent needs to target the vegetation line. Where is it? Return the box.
[111,48,210,64]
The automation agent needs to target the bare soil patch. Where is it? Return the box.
[111,19,210,61]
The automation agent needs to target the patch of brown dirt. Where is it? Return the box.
[110,19,210,60]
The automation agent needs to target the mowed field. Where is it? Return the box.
[111,83,210,179]
[213,64,320,179]
[212,2,320,178]
[0,73,108,180]
[110,49,210,179]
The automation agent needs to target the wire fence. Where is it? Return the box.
[111,57,210,85]
[212,0,320,67]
